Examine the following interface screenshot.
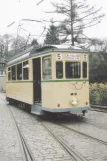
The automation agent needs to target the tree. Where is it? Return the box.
[0,34,27,61]
[31,39,39,46]
[52,0,104,46]
[88,38,107,52]
[0,34,13,58]
[11,36,26,53]
[44,21,60,45]
[89,38,107,83]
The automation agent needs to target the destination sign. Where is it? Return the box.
[66,54,80,60]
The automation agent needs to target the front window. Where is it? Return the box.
[42,56,52,80]
[65,62,80,78]
[83,62,87,78]
[56,62,63,79]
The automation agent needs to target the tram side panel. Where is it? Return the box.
[6,82,33,104]
[6,59,34,105]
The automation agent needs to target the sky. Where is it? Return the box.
[0,0,107,43]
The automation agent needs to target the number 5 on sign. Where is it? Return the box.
[56,54,62,60]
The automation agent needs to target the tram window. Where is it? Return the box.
[11,66,16,80]
[17,63,22,80]
[83,62,87,78]
[8,72,11,80]
[23,61,29,80]
[56,62,63,79]
[65,62,80,78]
[42,56,52,80]
[8,67,11,80]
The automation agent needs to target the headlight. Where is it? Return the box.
[71,97,78,105]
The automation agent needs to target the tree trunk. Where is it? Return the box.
[70,0,74,46]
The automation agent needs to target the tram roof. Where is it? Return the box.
[31,44,88,53]
[6,45,89,67]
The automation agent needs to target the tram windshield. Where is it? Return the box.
[65,62,80,78]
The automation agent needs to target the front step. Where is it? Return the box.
[31,104,44,115]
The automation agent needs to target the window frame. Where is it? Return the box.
[42,55,52,80]
[82,62,87,78]
[65,61,81,79]
[23,60,29,80]
[11,65,16,80]
[17,63,22,80]
[8,67,11,81]
[56,61,63,79]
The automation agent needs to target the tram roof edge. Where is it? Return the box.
[6,44,89,66]
[31,44,89,54]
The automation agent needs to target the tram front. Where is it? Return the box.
[41,48,89,116]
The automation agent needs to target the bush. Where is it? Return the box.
[90,83,107,106]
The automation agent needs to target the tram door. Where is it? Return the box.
[33,58,41,103]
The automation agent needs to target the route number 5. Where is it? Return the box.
[57,54,62,60]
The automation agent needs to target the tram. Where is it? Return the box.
[6,45,89,116]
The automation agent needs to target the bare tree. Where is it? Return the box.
[11,36,26,53]
[87,38,107,52]
[52,0,104,46]
[0,34,13,58]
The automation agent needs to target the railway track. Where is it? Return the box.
[41,121,87,161]
[40,119,107,161]
[8,106,35,161]
[56,122,107,146]
[81,118,107,131]
[2,93,107,161]
[90,105,107,113]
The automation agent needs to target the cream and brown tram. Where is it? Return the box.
[6,45,89,116]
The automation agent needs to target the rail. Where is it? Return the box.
[8,106,35,161]
[41,121,86,161]
[90,105,107,112]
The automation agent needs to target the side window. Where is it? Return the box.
[83,62,87,78]
[8,67,11,80]
[11,66,16,80]
[56,62,63,79]
[23,61,29,80]
[17,63,22,80]
[42,56,52,80]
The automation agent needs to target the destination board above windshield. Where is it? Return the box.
[56,53,88,61]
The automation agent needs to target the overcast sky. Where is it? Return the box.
[0,0,107,43]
